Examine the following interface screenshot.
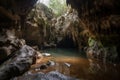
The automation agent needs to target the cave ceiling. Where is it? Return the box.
[0,0,38,21]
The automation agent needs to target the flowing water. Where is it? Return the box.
[15,48,120,80]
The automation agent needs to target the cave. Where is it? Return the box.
[0,0,120,80]
[57,35,78,48]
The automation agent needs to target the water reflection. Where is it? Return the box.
[12,48,120,80]
[55,62,70,76]
[87,58,120,80]
[88,59,101,74]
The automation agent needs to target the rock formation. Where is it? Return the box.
[67,0,120,62]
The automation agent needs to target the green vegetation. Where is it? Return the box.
[48,0,67,17]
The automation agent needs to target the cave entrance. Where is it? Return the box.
[57,35,78,48]
[29,0,79,50]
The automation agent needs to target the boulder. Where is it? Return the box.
[0,45,37,80]
[12,71,79,80]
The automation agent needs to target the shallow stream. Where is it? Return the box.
[15,48,120,80]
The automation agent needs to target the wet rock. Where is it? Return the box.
[39,64,48,70]
[45,71,78,80]
[12,71,79,80]
[46,60,55,66]
[0,45,37,80]
[34,60,55,71]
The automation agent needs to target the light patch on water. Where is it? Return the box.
[43,48,86,58]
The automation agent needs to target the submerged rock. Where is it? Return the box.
[39,64,48,70]
[42,53,51,57]
[46,60,56,66]
[64,63,71,68]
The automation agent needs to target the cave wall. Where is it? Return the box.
[0,0,38,63]
[0,0,39,46]
[0,0,38,30]
[67,0,120,62]
[66,0,120,45]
